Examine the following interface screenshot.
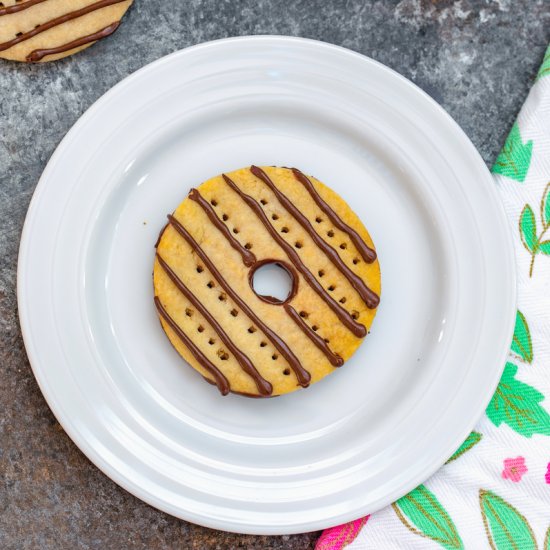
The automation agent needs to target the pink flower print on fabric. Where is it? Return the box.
[545,462,550,484]
[502,456,528,482]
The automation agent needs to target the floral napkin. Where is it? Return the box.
[316,45,550,550]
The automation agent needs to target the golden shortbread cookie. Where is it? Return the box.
[0,0,133,63]
[153,166,381,398]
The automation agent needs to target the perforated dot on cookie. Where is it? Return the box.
[245,243,253,249]
[351,310,360,320]
[208,338,215,345]
[230,309,238,317]
[218,293,227,301]
[185,308,193,317]
[260,341,267,347]
[339,297,347,304]
[312,325,319,332]
[339,243,347,250]
[299,311,308,318]
[260,199,268,205]
[353,258,360,265]
[283,368,291,375]
[222,214,229,221]
[218,350,229,360]
[294,241,303,249]
[315,217,323,223]
[324,338,330,343]
[281,227,289,233]
[197,325,204,333]
[248,326,257,334]
[15,32,23,37]
[328,285,335,291]
[210,199,218,206]
[327,230,335,237]
[271,214,279,220]
[272,354,278,360]
[233,228,239,234]
[196,266,204,273]
[207,281,215,288]
[318,269,325,277]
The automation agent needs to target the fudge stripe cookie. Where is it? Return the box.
[0,0,133,62]
[154,166,381,397]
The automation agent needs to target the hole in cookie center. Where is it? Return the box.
[249,260,298,305]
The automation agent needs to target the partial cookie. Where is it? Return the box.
[153,166,381,397]
[0,0,133,63]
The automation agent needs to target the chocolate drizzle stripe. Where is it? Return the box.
[291,168,377,263]
[0,0,47,16]
[251,166,379,309]
[202,376,279,399]
[156,254,272,396]
[26,21,119,62]
[284,304,344,367]
[167,214,311,387]
[154,222,169,249]
[154,296,230,396]
[188,188,256,267]
[0,0,128,52]
[222,174,367,338]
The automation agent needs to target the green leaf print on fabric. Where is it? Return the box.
[445,431,482,464]
[486,363,550,437]
[492,122,533,182]
[541,182,550,227]
[544,525,550,550]
[392,484,463,549]
[479,490,537,550]
[537,44,550,80]
[519,184,550,277]
[511,310,533,364]
[520,205,538,253]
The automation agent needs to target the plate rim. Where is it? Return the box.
[17,35,517,534]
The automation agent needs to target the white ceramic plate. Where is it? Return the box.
[18,36,516,535]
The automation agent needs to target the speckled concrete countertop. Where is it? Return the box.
[1,1,548,548]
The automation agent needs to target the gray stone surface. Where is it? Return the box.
[0,1,548,548]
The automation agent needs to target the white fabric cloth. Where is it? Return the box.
[326,50,550,550]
